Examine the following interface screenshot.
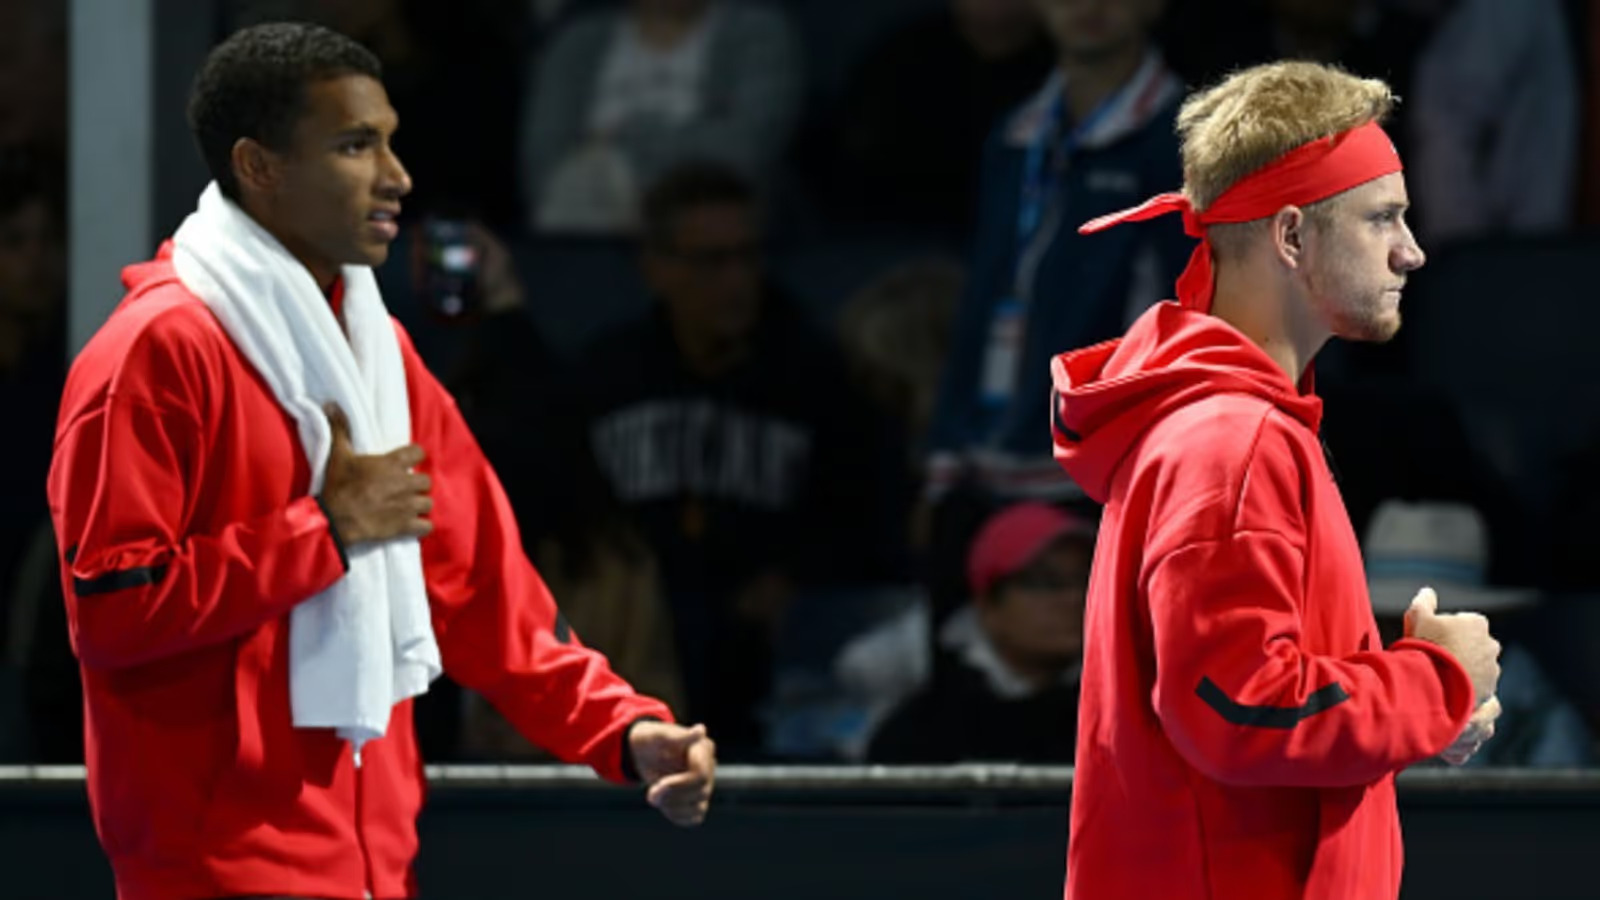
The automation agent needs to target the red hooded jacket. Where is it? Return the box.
[47,245,672,900]
[1051,302,1475,900]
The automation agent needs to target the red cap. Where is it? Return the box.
[966,502,1095,595]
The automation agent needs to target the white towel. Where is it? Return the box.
[172,182,441,759]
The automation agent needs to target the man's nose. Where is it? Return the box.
[381,146,413,197]
[1394,222,1426,272]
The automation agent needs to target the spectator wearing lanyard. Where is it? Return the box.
[925,0,1192,507]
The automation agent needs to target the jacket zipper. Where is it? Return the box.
[355,747,375,900]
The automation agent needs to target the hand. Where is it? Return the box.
[1405,587,1502,703]
[467,222,525,315]
[629,721,716,827]
[318,403,434,546]
[1441,695,1502,766]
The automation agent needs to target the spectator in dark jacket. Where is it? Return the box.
[868,501,1091,763]
[573,161,888,757]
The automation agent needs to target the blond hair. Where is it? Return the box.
[1178,61,1395,213]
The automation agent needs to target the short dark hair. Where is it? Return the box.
[187,22,382,201]
[641,161,757,249]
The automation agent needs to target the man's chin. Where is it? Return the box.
[354,243,392,269]
[1340,312,1402,344]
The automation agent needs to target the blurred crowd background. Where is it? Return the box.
[4,0,1600,770]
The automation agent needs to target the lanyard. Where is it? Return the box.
[978,80,1125,427]
[1013,85,1119,298]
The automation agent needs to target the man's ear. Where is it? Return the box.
[1270,205,1307,270]
[231,137,280,198]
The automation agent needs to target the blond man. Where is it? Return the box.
[1049,61,1503,900]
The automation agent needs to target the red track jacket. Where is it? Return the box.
[1051,302,1475,900]
[47,244,672,900]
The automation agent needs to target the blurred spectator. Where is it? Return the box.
[453,224,688,710]
[925,0,1189,505]
[0,2,65,154]
[839,258,962,451]
[456,499,685,759]
[0,150,62,374]
[571,161,887,757]
[921,0,1188,627]
[815,0,1054,236]
[389,221,688,758]
[838,258,963,563]
[1363,500,1595,768]
[1407,0,1578,246]
[846,501,1091,764]
[0,146,75,762]
[234,0,533,229]
[521,0,803,235]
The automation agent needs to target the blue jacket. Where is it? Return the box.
[927,52,1194,499]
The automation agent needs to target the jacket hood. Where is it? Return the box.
[121,240,180,295]
[1051,302,1323,502]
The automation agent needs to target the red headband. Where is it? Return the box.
[1079,120,1403,314]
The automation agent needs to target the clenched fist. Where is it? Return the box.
[629,721,716,827]
[1405,587,1502,704]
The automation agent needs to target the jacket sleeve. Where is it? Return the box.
[51,391,349,672]
[401,326,673,783]
[1141,418,1476,788]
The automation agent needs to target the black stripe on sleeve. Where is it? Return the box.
[1196,676,1351,729]
[554,612,573,644]
[74,565,167,597]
